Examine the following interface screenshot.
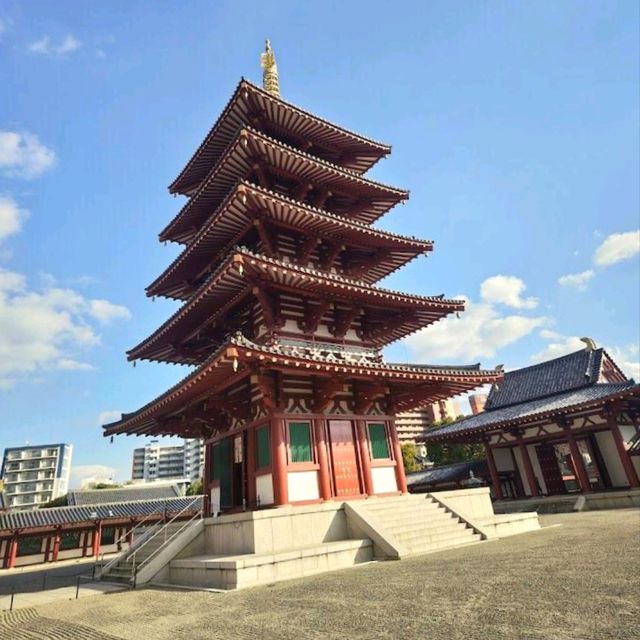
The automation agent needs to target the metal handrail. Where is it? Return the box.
[132,507,203,582]
[128,496,201,565]
[98,520,161,578]
[98,510,157,566]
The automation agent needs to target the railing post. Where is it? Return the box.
[9,587,15,611]
[75,576,81,599]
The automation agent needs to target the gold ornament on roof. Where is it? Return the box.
[260,39,280,97]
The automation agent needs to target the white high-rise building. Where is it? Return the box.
[1,444,73,510]
[131,439,204,483]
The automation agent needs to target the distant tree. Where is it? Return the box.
[401,443,421,473]
[187,478,204,495]
[426,416,484,466]
[92,483,122,490]
[40,495,68,508]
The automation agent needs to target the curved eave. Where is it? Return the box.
[169,79,391,194]
[421,384,640,444]
[105,336,501,438]
[148,181,432,299]
[160,127,408,243]
[128,248,465,364]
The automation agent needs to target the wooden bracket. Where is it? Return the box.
[313,377,344,413]
[298,300,331,334]
[330,306,362,339]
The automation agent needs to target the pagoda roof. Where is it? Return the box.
[104,335,502,438]
[128,247,464,364]
[169,79,391,195]
[160,127,408,243]
[148,181,432,299]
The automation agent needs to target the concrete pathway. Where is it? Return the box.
[0,581,126,612]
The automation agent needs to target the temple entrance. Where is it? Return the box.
[328,420,361,498]
[535,443,566,495]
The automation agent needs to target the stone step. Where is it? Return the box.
[363,498,436,511]
[397,527,478,548]
[405,534,483,556]
[380,508,452,527]
[361,503,442,518]
[387,520,468,537]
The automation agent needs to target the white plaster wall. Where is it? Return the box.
[619,425,637,444]
[371,466,397,494]
[595,431,628,487]
[210,487,221,516]
[527,444,547,495]
[256,473,274,506]
[287,470,320,502]
[512,447,531,496]
[493,448,515,472]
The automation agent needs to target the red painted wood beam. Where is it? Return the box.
[271,417,289,505]
[356,420,375,496]
[607,413,640,487]
[483,441,504,500]
[515,434,540,497]
[314,419,332,501]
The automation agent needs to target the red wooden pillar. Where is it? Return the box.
[203,443,212,517]
[271,416,289,505]
[92,522,102,557]
[388,420,408,494]
[607,413,640,487]
[5,535,18,569]
[483,441,504,500]
[81,530,90,557]
[563,424,592,493]
[246,426,257,508]
[52,530,61,562]
[314,419,332,500]
[44,535,52,563]
[355,420,374,496]
[516,435,540,497]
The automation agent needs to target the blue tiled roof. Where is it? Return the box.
[485,349,604,409]
[0,496,202,532]
[68,484,182,506]
[423,381,638,442]
[406,460,488,487]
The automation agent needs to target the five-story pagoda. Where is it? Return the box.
[104,42,501,512]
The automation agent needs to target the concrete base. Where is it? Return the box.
[494,488,640,514]
[170,539,372,590]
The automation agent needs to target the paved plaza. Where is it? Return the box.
[1,509,638,640]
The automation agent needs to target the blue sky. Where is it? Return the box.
[1,1,638,486]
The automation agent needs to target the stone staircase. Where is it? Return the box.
[350,494,484,557]
[100,521,188,585]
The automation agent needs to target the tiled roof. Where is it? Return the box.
[406,460,488,487]
[485,348,604,409]
[423,382,639,442]
[68,484,182,506]
[0,496,202,532]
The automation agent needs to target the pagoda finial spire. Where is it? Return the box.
[260,39,280,97]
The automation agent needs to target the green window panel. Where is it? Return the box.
[60,531,81,551]
[256,426,271,469]
[17,536,42,556]
[289,422,312,463]
[369,423,390,459]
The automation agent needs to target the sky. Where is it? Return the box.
[1,0,638,487]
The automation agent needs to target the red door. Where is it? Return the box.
[328,420,361,498]
[535,443,566,495]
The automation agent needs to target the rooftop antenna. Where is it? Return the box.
[261,39,280,97]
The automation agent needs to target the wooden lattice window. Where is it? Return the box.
[368,423,390,459]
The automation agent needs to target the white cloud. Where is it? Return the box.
[539,329,561,340]
[0,131,56,179]
[0,196,27,243]
[404,291,547,363]
[606,344,640,381]
[480,275,539,309]
[0,268,129,388]
[56,358,95,371]
[28,34,81,56]
[531,336,586,363]
[89,299,131,324]
[98,410,122,426]
[70,464,117,489]
[557,269,595,291]
[593,230,640,266]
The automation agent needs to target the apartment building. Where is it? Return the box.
[131,439,204,483]
[1,444,73,510]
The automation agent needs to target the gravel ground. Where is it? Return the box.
[3,509,639,640]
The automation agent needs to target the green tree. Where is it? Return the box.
[187,478,204,495]
[425,416,484,466]
[401,443,421,473]
[40,495,68,508]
